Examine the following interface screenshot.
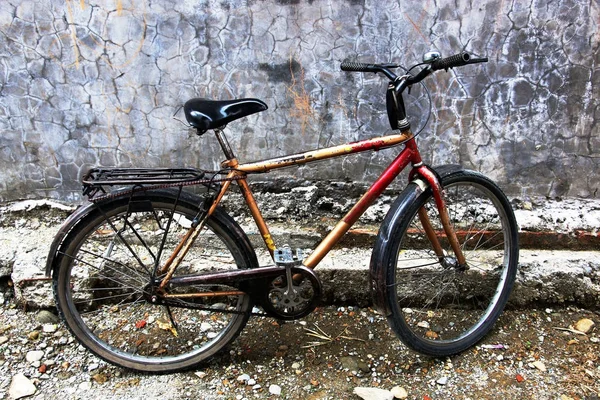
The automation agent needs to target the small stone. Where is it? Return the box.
[497,355,504,361]
[247,378,256,386]
[340,356,359,371]
[42,324,58,333]
[353,387,394,400]
[237,374,250,382]
[532,361,547,372]
[0,336,8,345]
[26,350,44,363]
[390,385,408,399]
[61,361,70,369]
[194,372,206,379]
[574,318,595,334]
[590,337,599,343]
[278,345,288,351]
[9,373,37,399]
[436,376,448,385]
[28,331,40,341]
[200,322,211,332]
[78,381,92,391]
[36,310,60,324]
[269,384,282,396]
[417,321,430,329]
[207,332,217,339]
[88,363,99,371]
[252,384,262,390]
[291,362,300,369]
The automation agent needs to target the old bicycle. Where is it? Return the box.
[46,51,519,372]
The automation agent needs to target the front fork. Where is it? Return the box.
[410,165,467,269]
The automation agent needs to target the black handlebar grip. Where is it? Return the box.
[340,62,376,72]
[431,52,471,71]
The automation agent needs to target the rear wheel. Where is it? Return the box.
[52,191,256,372]
[385,171,518,356]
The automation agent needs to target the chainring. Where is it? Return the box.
[259,266,322,320]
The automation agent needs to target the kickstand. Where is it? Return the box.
[165,306,179,329]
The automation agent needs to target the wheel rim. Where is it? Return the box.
[395,180,513,345]
[59,202,251,367]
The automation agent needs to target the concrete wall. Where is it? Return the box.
[0,0,598,202]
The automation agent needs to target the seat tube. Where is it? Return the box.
[214,128,235,160]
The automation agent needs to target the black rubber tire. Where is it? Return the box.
[52,190,257,372]
[384,170,518,356]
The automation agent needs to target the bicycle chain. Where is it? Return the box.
[160,299,269,317]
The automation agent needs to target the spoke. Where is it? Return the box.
[98,213,151,275]
[78,248,148,284]
[124,219,158,264]
[79,298,146,317]
[62,250,147,286]
[73,291,142,305]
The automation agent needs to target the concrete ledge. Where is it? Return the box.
[1,199,599,309]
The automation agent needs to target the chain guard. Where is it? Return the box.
[258,266,322,320]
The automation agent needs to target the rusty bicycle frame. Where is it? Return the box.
[156,126,466,298]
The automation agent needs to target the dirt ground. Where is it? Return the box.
[1,283,599,400]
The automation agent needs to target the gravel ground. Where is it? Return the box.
[1,281,599,400]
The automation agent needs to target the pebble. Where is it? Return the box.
[78,381,92,390]
[269,384,282,396]
[574,318,594,333]
[353,387,394,400]
[9,373,37,399]
[237,373,250,382]
[42,324,58,333]
[291,362,301,369]
[390,386,408,399]
[532,361,547,372]
[28,331,40,340]
[194,372,206,379]
[0,336,8,345]
[200,322,211,332]
[36,310,60,324]
[436,376,449,385]
[247,378,256,386]
[26,350,45,363]
[88,363,99,371]
[252,384,262,390]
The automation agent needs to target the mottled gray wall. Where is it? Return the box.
[0,0,598,202]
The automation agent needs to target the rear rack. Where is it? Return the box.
[81,167,237,202]
[83,168,205,186]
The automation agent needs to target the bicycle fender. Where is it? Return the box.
[369,164,463,316]
[45,202,97,277]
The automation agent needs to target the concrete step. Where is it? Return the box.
[1,200,599,309]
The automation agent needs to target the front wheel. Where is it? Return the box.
[383,170,518,356]
[52,190,257,372]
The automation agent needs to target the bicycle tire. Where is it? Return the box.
[381,170,518,356]
[52,189,257,372]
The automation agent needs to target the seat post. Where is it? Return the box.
[214,128,236,160]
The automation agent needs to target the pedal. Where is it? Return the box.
[273,246,304,267]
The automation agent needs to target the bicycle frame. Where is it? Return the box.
[157,127,466,290]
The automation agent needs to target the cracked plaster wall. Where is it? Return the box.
[0,0,599,202]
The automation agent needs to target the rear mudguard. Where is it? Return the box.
[369,164,463,316]
[45,189,258,277]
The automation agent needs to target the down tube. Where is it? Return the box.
[303,146,415,269]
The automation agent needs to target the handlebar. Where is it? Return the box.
[431,52,488,71]
[340,51,488,88]
[340,51,488,133]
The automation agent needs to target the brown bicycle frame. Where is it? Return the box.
[157,127,466,292]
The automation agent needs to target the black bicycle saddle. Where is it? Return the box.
[183,98,268,132]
